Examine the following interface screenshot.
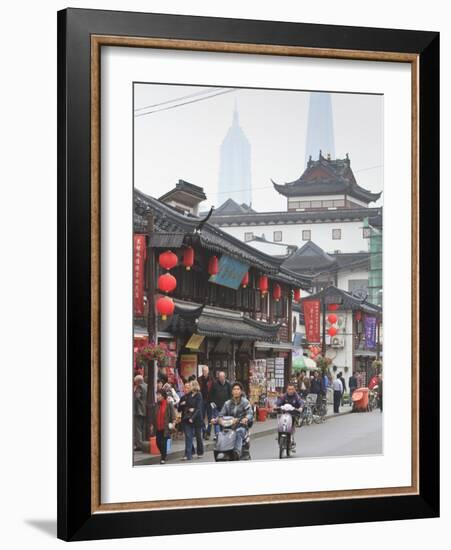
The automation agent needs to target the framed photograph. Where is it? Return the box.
[57,8,439,541]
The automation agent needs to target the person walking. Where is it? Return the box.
[178,381,196,458]
[133,374,148,451]
[297,371,310,398]
[310,371,324,403]
[348,371,358,405]
[182,379,204,460]
[197,365,214,440]
[152,389,176,464]
[337,372,347,406]
[332,375,343,414]
[209,371,232,438]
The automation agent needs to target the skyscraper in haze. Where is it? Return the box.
[218,105,252,207]
[305,92,335,166]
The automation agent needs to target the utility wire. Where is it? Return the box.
[135,88,239,118]
[134,87,223,112]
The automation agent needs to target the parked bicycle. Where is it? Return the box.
[306,393,327,424]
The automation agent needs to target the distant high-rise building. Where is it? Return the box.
[218,105,252,207]
[305,92,335,167]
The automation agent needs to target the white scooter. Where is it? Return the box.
[274,403,300,459]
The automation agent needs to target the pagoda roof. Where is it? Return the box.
[209,198,257,216]
[272,153,381,204]
[159,179,207,204]
[282,241,369,276]
[300,285,381,315]
[134,188,311,289]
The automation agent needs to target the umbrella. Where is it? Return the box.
[292,351,306,372]
[304,356,319,370]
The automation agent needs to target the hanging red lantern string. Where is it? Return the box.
[241,272,249,288]
[293,288,301,303]
[328,326,338,337]
[208,255,219,276]
[273,283,282,302]
[156,296,175,321]
[159,250,178,271]
[355,310,362,321]
[327,313,338,324]
[183,246,194,271]
[259,275,268,295]
[158,273,177,294]
[327,303,339,311]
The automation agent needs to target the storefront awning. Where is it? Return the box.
[254,341,294,351]
[197,312,280,342]
[166,303,280,343]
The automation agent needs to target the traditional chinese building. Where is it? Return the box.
[209,153,382,256]
[134,186,311,395]
[295,285,382,388]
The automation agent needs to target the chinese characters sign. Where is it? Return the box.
[363,315,377,349]
[133,235,146,315]
[209,255,249,290]
[303,300,321,343]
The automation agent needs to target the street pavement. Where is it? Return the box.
[248,409,382,461]
[135,407,382,466]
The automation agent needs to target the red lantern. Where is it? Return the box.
[158,273,177,294]
[355,310,362,321]
[328,326,338,336]
[208,255,219,276]
[273,283,282,302]
[327,303,339,311]
[327,313,338,324]
[293,288,301,303]
[259,275,268,295]
[156,296,175,321]
[183,246,194,271]
[241,272,249,288]
[159,250,178,271]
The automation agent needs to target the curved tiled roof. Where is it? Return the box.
[272,155,381,204]
[134,189,311,288]
[167,304,280,342]
[300,285,381,315]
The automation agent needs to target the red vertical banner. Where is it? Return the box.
[303,299,321,343]
[133,234,146,315]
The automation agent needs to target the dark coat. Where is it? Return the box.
[182,391,203,426]
[310,377,324,394]
[339,376,347,392]
[209,380,232,410]
[349,375,358,389]
[152,399,176,438]
[177,391,191,419]
[197,374,214,401]
[133,382,147,417]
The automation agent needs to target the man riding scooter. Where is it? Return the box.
[214,382,253,461]
[276,384,303,452]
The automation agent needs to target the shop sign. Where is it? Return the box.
[209,255,249,290]
[185,334,205,350]
[303,299,321,343]
[133,234,146,315]
[363,315,377,349]
[180,354,198,380]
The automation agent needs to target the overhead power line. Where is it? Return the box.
[135,88,239,118]
[134,87,223,112]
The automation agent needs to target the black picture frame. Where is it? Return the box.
[57,7,439,542]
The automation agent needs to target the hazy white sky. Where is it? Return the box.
[134,83,383,212]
